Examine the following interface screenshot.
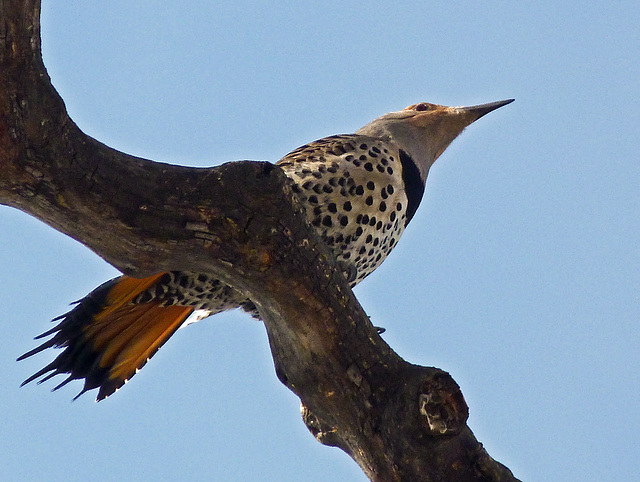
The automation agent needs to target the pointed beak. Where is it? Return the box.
[459,99,514,121]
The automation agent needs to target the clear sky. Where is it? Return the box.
[1,1,639,481]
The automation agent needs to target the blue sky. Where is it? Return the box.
[1,2,639,480]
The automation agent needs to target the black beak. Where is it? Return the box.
[461,99,515,120]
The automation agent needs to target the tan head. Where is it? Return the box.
[356,99,514,183]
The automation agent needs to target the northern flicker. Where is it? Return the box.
[19,99,513,400]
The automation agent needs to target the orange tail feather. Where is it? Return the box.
[18,272,193,400]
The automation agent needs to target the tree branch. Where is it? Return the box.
[0,2,519,480]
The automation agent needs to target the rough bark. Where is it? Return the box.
[0,2,519,480]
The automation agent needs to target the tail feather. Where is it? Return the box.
[18,272,194,401]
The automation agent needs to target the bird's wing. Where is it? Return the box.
[276,134,364,165]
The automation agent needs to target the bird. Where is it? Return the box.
[18,98,514,401]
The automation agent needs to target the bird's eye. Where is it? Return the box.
[414,103,430,112]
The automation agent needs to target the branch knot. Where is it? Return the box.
[418,372,468,436]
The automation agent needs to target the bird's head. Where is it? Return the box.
[355,99,514,183]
